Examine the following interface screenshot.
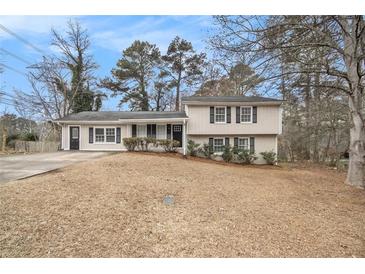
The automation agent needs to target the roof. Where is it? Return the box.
[181,95,282,103]
[55,111,188,122]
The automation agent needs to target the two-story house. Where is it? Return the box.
[55,95,282,164]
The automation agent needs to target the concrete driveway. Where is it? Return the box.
[0,151,113,184]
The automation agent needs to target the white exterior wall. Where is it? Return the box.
[186,105,281,135]
[188,135,277,164]
[62,124,129,151]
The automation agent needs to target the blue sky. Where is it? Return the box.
[0,16,213,114]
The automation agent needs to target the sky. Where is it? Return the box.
[0,15,213,114]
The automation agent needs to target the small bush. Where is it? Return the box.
[187,140,200,156]
[260,151,277,165]
[143,137,156,151]
[19,132,38,141]
[158,139,179,152]
[237,149,257,164]
[123,137,139,151]
[222,145,233,162]
[198,143,213,159]
[5,133,19,146]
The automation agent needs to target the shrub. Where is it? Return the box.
[5,133,19,146]
[260,150,277,165]
[158,139,179,152]
[19,132,38,141]
[187,139,200,156]
[199,143,213,159]
[237,149,257,164]
[222,145,233,162]
[143,137,156,151]
[123,137,139,151]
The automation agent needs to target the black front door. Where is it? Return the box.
[69,126,80,150]
[172,124,183,147]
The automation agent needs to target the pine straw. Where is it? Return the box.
[0,152,364,257]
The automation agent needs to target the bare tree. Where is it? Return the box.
[14,19,100,121]
[211,16,365,187]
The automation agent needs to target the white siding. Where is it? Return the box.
[187,105,281,135]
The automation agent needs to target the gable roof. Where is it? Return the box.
[181,95,282,103]
[55,111,188,122]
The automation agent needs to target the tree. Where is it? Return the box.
[211,16,365,187]
[14,20,101,120]
[162,36,206,110]
[51,20,100,113]
[100,40,160,111]
[197,62,262,96]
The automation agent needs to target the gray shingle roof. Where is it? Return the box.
[181,95,282,103]
[55,111,188,121]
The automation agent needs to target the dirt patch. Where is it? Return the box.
[0,152,364,257]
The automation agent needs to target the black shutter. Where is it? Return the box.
[234,137,238,149]
[225,137,230,146]
[253,106,257,123]
[236,107,240,123]
[89,127,93,143]
[227,107,231,123]
[147,124,151,137]
[250,137,255,153]
[116,127,121,143]
[209,137,214,152]
[210,106,214,123]
[132,124,137,137]
[152,124,156,138]
[167,124,171,139]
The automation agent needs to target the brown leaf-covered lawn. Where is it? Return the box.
[1,152,364,257]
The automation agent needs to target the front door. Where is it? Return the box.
[69,126,80,150]
[172,124,183,147]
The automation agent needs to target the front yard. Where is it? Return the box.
[0,153,364,257]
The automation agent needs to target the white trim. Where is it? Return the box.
[240,106,253,124]
[213,137,225,153]
[94,126,117,144]
[214,106,227,124]
[56,118,189,124]
[66,125,81,150]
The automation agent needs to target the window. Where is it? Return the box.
[173,125,182,132]
[238,137,249,150]
[106,128,115,142]
[241,106,252,123]
[215,107,226,123]
[213,138,224,152]
[157,125,166,139]
[71,127,79,139]
[95,128,105,143]
[137,125,147,137]
[95,127,116,143]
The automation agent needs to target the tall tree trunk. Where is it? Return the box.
[346,94,365,187]
[175,71,182,111]
[342,16,365,188]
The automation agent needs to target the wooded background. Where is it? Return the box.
[1,16,364,187]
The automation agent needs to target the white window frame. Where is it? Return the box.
[213,137,225,153]
[238,137,250,151]
[214,106,227,123]
[240,106,253,123]
[94,127,116,144]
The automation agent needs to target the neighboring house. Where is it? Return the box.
[54,95,282,164]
